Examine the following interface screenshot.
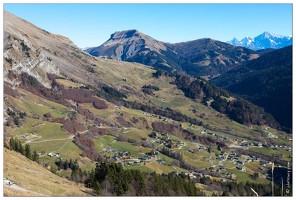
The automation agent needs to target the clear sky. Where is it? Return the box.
[3,2,293,48]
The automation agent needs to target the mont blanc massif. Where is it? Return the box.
[3,10,292,196]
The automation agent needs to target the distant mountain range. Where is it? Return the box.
[226,31,292,50]
[85,29,259,77]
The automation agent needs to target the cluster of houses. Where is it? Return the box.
[202,131,230,141]
[116,154,165,166]
[29,151,52,157]
[172,171,203,180]
[238,139,292,153]
[142,112,167,122]
[104,147,130,158]
[239,140,262,148]
[227,153,275,173]
[171,169,237,182]
[270,144,292,151]
[149,132,192,150]
[102,146,166,167]
[227,153,242,161]
[143,112,181,126]
[149,131,173,148]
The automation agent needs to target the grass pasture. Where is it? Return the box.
[28,122,68,141]
[7,118,43,136]
[244,161,262,173]
[123,129,150,141]
[145,162,176,174]
[93,135,116,152]
[77,103,112,119]
[111,141,141,156]
[156,152,174,164]
[8,93,67,119]
[29,139,69,154]
[55,78,82,88]
[57,139,83,160]
[183,150,212,168]
[227,167,269,184]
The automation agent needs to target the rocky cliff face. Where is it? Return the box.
[3,10,108,89]
[3,11,61,88]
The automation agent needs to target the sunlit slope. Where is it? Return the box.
[3,148,93,196]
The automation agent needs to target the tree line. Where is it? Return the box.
[7,137,38,162]
[85,162,200,196]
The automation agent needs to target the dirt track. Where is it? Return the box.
[3,178,47,196]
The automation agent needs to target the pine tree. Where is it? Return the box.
[117,180,124,196]
[208,147,211,153]
[14,117,19,126]
[71,169,76,181]
[93,181,102,195]
[19,140,24,155]
[57,159,63,170]
[32,150,39,162]
[136,171,147,196]
[9,137,15,151]
[217,145,221,151]
[64,159,69,170]
[25,144,32,160]
[14,138,19,152]
[69,159,74,170]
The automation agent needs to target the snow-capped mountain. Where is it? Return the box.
[226,31,292,50]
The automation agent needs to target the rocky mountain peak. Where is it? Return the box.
[109,29,141,40]
[86,29,168,61]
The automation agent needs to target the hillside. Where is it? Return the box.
[172,38,258,77]
[85,30,259,77]
[3,148,93,196]
[211,46,292,132]
[3,10,292,196]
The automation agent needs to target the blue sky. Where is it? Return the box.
[3,3,293,48]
